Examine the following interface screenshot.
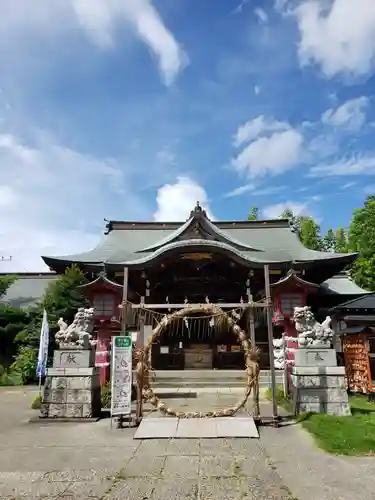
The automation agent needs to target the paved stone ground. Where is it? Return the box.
[1,386,375,499]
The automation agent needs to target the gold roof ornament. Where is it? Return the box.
[181,253,213,260]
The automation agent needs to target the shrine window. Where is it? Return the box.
[280,294,303,315]
[93,294,115,316]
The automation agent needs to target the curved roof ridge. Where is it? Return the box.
[270,269,319,289]
[78,274,123,290]
[139,217,194,252]
[138,216,264,253]
[204,218,263,251]
[114,239,292,266]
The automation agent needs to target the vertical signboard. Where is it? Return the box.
[111,336,132,416]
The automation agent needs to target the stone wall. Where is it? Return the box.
[40,351,101,419]
[292,349,351,417]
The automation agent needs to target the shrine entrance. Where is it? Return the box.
[124,264,279,427]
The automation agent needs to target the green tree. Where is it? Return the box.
[16,265,89,349]
[322,228,336,252]
[335,227,348,253]
[0,304,28,367]
[299,216,322,251]
[280,208,294,219]
[348,196,375,291]
[12,265,89,383]
[279,208,322,250]
[0,275,16,299]
[248,206,259,220]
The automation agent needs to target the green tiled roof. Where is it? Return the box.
[0,273,57,308]
[42,217,357,270]
[320,273,370,296]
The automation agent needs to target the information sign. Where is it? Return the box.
[110,336,132,416]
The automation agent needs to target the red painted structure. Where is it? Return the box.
[78,274,123,386]
[270,271,320,384]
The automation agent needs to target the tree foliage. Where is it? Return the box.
[347,196,375,291]
[16,265,89,349]
[0,304,28,366]
[248,206,259,220]
[248,205,350,254]
[0,275,17,299]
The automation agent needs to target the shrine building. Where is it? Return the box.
[21,202,365,383]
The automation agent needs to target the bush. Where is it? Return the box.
[0,363,22,386]
[265,384,292,411]
[10,346,37,384]
[101,382,111,409]
[31,395,42,409]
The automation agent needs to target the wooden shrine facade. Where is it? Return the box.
[41,202,366,385]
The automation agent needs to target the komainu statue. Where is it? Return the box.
[293,306,333,349]
[55,307,96,349]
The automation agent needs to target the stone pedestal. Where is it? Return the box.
[40,348,101,419]
[292,348,351,416]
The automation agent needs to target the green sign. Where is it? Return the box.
[114,336,132,348]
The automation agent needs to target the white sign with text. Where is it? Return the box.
[110,336,132,416]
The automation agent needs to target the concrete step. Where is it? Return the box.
[148,369,282,389]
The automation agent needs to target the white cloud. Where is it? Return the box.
[341,181,356,190]
[309,156,375,177]
[262,202,309,219]
[225,184,256,198]
[254,7,269,23]
[121,0,188,86]
[321,96,369,129]
[0,0,186,86]
[0,131,149,272]
[290,0,375,77]
[254,85,261,95]
[153,176,214,221]
[233,116,290,146]
[232,128,303,179]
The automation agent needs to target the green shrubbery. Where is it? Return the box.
[30,395,42,409]
[10,346,37,385]
[101,382,111,408]
[0,364,22,386]
[265,384,292,411]
[0,266,89,386]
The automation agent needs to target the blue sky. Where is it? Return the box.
[1,0,375,271]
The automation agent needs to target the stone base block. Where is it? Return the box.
[294,348,337,367]
[40,368,101,419]
[292,365,351,417]
[53,349,95,368]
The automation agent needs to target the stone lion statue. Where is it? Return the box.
[55,307,96,349]
[293,306,333,349]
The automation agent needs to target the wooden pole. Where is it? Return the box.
[136,305,145,424]
[121,267,129,333]
[121,267,129,426]
[264,264,278,423]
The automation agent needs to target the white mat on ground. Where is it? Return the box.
[134,416,259,439]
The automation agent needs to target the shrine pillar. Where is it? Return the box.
[270,270,320,391]
[77,272,124,387]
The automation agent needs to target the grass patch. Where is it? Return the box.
[300,396,375,456]
[266,385,375,456]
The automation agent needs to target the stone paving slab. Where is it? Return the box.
[134,416,259,439]
[217,416,259,438]
[176,418,219,438]
[134,417,178,439]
